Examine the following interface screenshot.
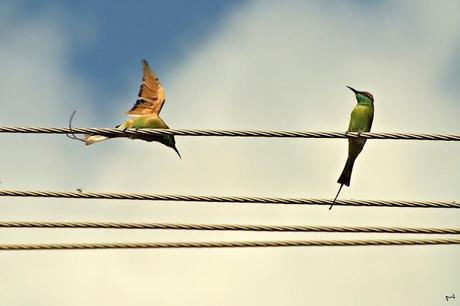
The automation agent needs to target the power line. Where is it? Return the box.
[14,221,460,235]
[0,126,459,141]
[1,221,460,234]
[1,238,460,251]
[0,189,458,208]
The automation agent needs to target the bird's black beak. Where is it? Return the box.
[172,145,182,159]
[346,86,359,94]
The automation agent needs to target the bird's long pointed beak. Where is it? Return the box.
[173,146,182,159]
[346,86,358,94]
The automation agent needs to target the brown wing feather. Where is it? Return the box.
[125,59,165,116]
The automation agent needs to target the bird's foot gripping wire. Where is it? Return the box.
[122,128,139,140]
[65,111,86,143]
[345,131,364,139]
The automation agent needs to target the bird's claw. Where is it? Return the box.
[130,128,139,140]
[121,127,138,140]
[345,131,362,138]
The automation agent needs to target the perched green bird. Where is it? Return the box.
[85,60,181,158]
[330,86,374,209]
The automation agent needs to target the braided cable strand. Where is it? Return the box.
[0,190,459,208]
[1,221,460,234]
[0,126,459,141]
[1,238,460,251]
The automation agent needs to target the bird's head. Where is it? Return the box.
[347,86,374,105]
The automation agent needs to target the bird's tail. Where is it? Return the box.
[329,157,355,210]
[329,184,344,210]
[337,157,355,187]
[85,123,125,146]
[85,135,109,145]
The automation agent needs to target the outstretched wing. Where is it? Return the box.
[125,60,165,116]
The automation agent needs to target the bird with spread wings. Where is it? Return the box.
[85,60,181,158]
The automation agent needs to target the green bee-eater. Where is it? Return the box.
[330,86,374,209]
[85,60,180,158]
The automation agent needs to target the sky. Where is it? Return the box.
[0,0,459,305]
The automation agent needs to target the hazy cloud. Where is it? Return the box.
[0,1,459,305]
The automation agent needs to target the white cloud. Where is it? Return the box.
[0,1,459,305]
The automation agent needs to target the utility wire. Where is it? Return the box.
[1,238,460,251]
[0,126,459,141]
[1,221,460,234]
[0,190,459,208]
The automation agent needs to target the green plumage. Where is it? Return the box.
[338,103,374,186]
[331,86,374,209]
[84,59,181,158]
[118,116,180,157]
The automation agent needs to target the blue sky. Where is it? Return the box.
[0,1,459,305]
[12,0,244,112]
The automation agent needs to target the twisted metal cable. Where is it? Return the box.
[0,189,459,208]
[1,238,460,251]
[1,221,460,234]
[0,126,459,141]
